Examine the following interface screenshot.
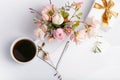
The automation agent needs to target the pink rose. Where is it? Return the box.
[74,2,83,9]
[53,28,66,41]
[48,36,54,42]
[41,4,56,21]
[85,17,99,28]
[43,53,50,60]
[37,20,42,26]
[42,14,50,21]
[65,27,72,35]
[85,17,100,37]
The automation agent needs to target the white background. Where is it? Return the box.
[0,0,120,80]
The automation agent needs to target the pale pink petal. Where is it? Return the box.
[53,28,66,41]
[41,4,56,21]
[48,37,54,42]
[42,14,50,21]
[70,34,75,41]
[34,28,45,40]
[41,25,48,32]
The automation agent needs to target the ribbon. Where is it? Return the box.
[94,0,118,26]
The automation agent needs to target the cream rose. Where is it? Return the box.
[34,28,45,40]
[52,13,64,25]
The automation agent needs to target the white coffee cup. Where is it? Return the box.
[10,37,39,64]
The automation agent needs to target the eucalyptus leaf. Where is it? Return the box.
[77,12,82,17]
[72,21,80,30]
[61,11,69,18]
[33,17,39,23]
[93,40,102,53]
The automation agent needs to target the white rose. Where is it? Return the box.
[52,13,64,25]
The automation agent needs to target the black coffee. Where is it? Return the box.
[13,39,36,62]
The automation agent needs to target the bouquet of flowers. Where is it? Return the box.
[30,0,118,53]
[30,0,99,45]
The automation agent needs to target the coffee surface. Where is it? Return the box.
[13,39,36,62]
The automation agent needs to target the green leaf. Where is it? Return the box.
[53,23,60,27]
[72,21,80,30]
[93,43,102,53]
[93,49,97,53]
[61,9,69,18]
[62,12,69,18]
[48,10,54,16]
[96,46,101,53]
[77,12,82,16]
[61,7,65,11]
[75,6,80,11]
[33,18,39,23]
[76,15,80,19]
[98,42,102,44]
[76,12,82,19]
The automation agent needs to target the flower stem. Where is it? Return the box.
[29,8,41,16]
[49,0,52,4]
[69,10,77,21]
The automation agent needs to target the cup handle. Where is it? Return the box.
[34,39,41,46]
[34,39,44,52]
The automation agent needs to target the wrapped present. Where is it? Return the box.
[87,0,119,28]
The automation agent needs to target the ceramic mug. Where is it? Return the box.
[10,37,44,64]
[10,37,69,80]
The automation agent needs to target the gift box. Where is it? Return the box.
[86,0,120,46]
[87,0,119,28]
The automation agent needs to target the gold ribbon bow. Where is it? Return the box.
[94,0,118,26]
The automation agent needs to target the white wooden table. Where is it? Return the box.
[0,0,120,80]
